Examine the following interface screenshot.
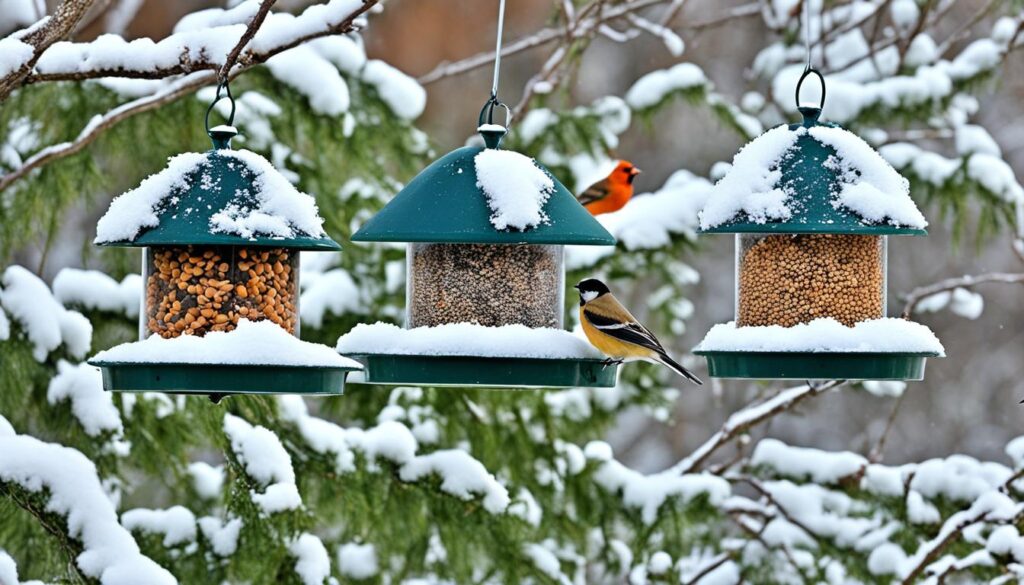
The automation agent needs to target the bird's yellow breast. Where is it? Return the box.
[579,306,656,359]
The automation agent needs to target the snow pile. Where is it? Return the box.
[567,170,713,269]
[121,506,197,547]
[92,319,361,368]
[700,125,926,230]
[94,149,329,244]
[586,441,730,525]
[698,125,797,229]
[362,59,426,120]
[300,268,364,328]
[0,37,32,79]
[187,462,224,499]
[880,141,1024,204]
[1,265,92,362]
[279,395,418,472]
[337,542,379,580]
[696,318,945,354]
[812,126,926,228]
[752,439,866,484]
[47,360,123,437]
[474,149,554,231]
[625,62,707,110]
[93,152,204,243]
[198,516,243,557]
[915,287,984,319]
[223,414,302,515]
[289,533,331,585]
[266,45,349,115]
[0,432,176,585]
[399,450,511,514]
[53,269,142,318]
[336,322,602,359]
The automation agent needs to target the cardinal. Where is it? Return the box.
[575,160,641,215]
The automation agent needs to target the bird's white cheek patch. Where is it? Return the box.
[581,291,599,302]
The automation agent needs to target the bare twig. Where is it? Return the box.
[0,0,377,193]
[0,0,97,102]
[219,0,277,83]
[901,272,1024,318]
[899,508,992,585]
[868,390,907,463]
[681,552,732,585]
[668,381,845,475]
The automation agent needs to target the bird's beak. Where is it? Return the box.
[573,283,580,290]
[630,167,642,176]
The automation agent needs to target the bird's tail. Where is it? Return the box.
[655,353,703,385]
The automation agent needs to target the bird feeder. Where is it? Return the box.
[342,106,618,388]
[88,85,360,399]
[693,70,943,380]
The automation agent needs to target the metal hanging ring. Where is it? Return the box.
[478,98,512,129]
[794,67,826,112]
[204,81,236,134]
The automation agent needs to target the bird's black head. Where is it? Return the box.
[574,278,611,305]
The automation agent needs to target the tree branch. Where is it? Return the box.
[0,0,377,193]
[900,272,1024,318]
[667,381,844,475]
[0,0,97,102]
[219,0,277,83]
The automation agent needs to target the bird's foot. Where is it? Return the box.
[601,358,624,370]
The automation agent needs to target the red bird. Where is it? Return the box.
[576,160,642,216]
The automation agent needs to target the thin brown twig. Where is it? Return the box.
[901,272,1024,318]
[219,0,277,83]
[869,389,908,463]
[681,552,732,585]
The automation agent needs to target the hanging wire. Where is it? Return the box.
[795,0,825,114]
[205,80,236,134]
[479,0,512,128]
[491,0,506,100]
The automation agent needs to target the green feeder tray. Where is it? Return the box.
[695,350,940,381]
[91,361,360,402]
[346,354,618,388]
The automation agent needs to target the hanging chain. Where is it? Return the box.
[794,0,825,114]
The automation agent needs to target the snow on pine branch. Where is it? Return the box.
[0,431,176,585]
[53,268,142,319]
[0,265,91,362]
[223,414,302,515]
[280,396,510,514]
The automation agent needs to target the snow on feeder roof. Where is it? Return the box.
[351,124,615,246]
[95,126,340,251]
[699,104,927,236]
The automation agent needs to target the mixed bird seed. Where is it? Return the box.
[407,243,564,328]
[144,245,298,338]
[737,234,885,327]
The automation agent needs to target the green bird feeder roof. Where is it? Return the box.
[699,107,927,236]
[351,127,616,246]
[94,127,341,251]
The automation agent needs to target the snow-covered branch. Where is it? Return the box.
[901,271,1024,318]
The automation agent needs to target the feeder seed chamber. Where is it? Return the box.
[89,110,360,398]
[693,72,943,380]
[345,124,620,388]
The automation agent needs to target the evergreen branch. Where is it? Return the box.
[0,0,377,193]
[667,381,844,475]
[900,272,1024,318]
[219,0,277,84]
[0,0,97,102]
[898,508,993,585]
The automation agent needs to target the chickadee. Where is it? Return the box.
[576,278,702,385]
